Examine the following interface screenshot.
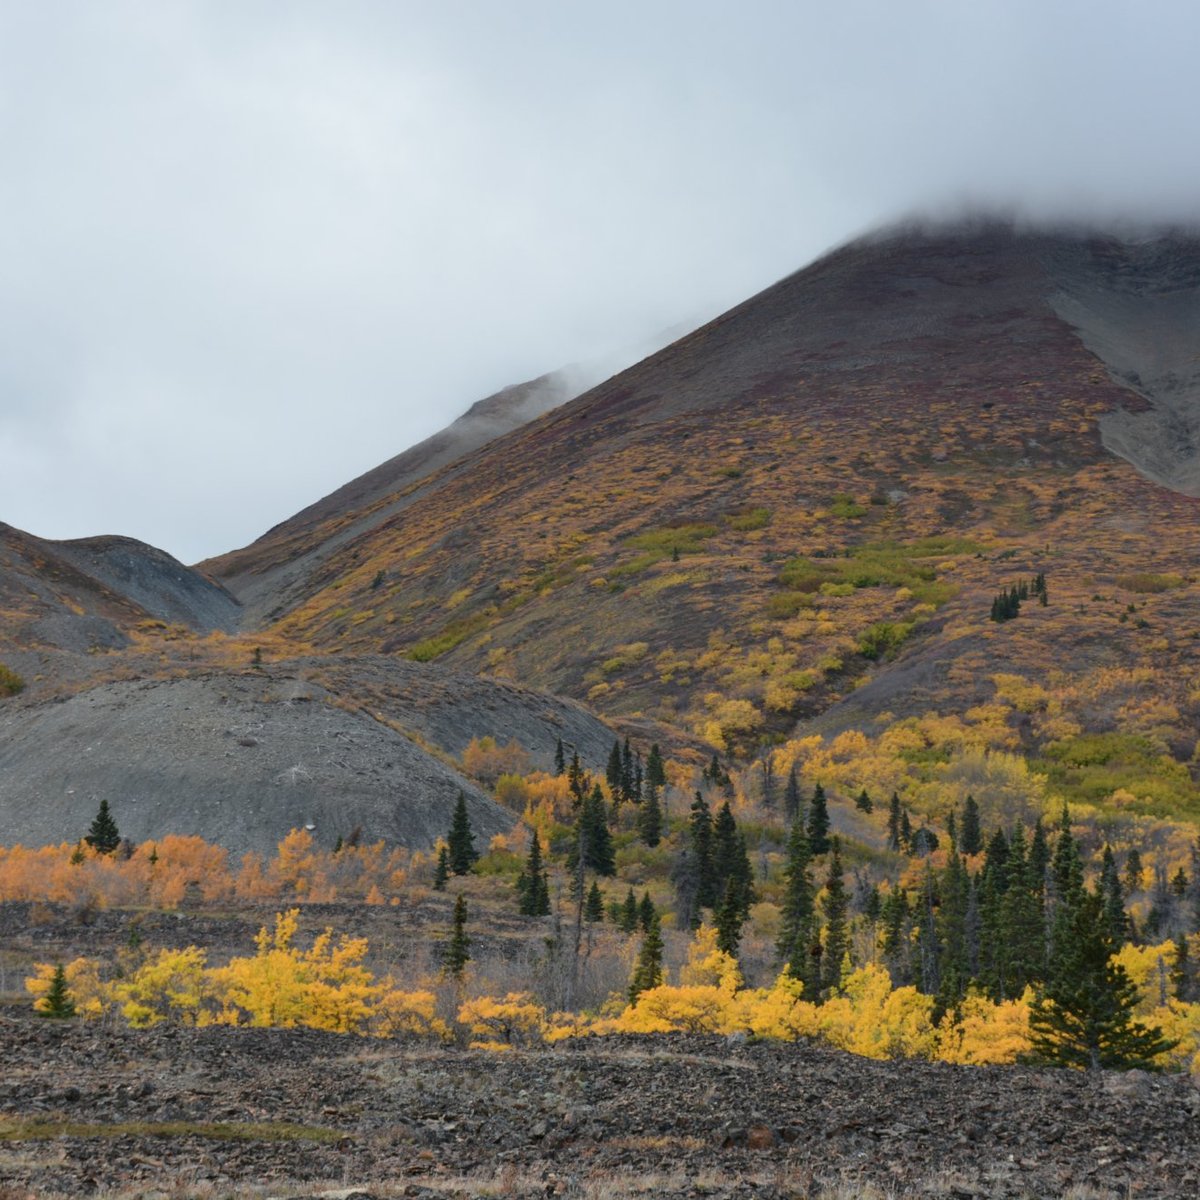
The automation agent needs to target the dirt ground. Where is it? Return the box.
[0,1015,1197,1200]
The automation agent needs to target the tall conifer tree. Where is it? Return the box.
[446,793,479,874]
[821,838,849,996]
[807,783,831,856]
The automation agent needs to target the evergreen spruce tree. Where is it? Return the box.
[620,738,635,803]
[516,835,551,916]
[446,793,479,874]
[935,849,971,1013]
[1124,847,1145,895]
[1049,804,1085,965]
[85,799,121,855]
[628,916,664,1003]
[638,891,657,933]
[1031,891,1177,1070]
[711,803,757,917]
[585,881,605,923]
[820,837,849,996]
[670,848,703,931]
[443,893,471,978]
[715,877,745,957]
[433,845,450,891]
[568,784,616,877]
[1171,935,1195,1002]
[855,788,873,814]
[689,792,717,909]
[976,844,1007,999]
[899,807,913,853]
[554,737,566,776]
[606,740,623,799]
[712,800,739,884]
[567,751,587,802]
[636,784,663,847]
[777,818,818,994]
[998,824,1046,999]
[807,783,831,856]
[914,860,941,996]
[645,743,666,793]
[1099,844,1128,945]
[887,792,903,851]
[881,887,913,985]
[961,795,983,856]
[1029,819,1050,888]
[40,963,76,1019]
[784,767,803,823]
[619,887,639,933]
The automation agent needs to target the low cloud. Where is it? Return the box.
[2,1,1199,561]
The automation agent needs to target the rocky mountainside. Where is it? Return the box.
[202,222,1200,759]
[7,219,1200,852]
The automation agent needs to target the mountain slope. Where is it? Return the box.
[208,222,1200,762]
[204,369,584,625]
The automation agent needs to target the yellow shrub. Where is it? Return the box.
[458,993,548,1049]
[815,964,936,1060]
[26,957,112,1019]
[374,986,451,1041]
[937,990,1032,1065]
[113,946,211,1028]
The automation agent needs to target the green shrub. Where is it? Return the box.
[829,494,868,519]
[0,665,24,697]
[857,621,914,660]
[765,592,814,619]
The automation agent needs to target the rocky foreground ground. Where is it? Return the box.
[0,1017,1197,1199]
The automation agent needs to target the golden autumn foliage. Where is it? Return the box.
[211,909,381,1032]
[23,920,1200,1073]
[116,947,212,1028]
[374,986,451,1042]
[25,957,112,1020]
[461,736,531,786]
[936,990,1033,1065]
[0,830,412,909]
[457,993,550,1049]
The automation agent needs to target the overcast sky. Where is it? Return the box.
[4,1,1200,563]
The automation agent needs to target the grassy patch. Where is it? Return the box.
[1038,732,1198,816]
[1114,572,1186,594]
[829,494,868,519]
[0,1117,344,1143]
[774,537,983,611]
[724,506,771,532]
[0,664,24,696]
[627,523,717,556]
[612,523,718,576]
[408,611,492,661]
